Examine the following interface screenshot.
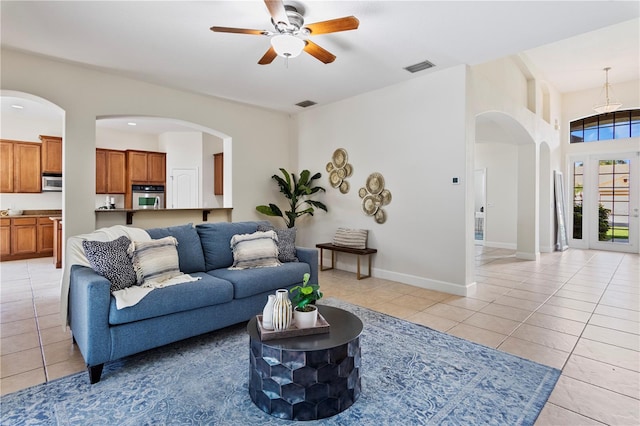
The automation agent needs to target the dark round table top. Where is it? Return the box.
[247,305,363,351]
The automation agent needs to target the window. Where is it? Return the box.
[570,109,640,143]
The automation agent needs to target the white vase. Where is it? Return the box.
[261,294,276,330]
[293,305,318,329]
[272,289,292,331]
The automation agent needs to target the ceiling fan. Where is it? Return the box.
[210,0,359,65]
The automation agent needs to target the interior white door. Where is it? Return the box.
[171,168,198,208]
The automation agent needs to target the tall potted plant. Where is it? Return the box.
[290,273,323,328]
[256,168,327,228]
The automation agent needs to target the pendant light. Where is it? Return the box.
[593,67,622,114]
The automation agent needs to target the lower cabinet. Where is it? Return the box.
[0,216,55,261]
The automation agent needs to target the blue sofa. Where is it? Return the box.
[68,221,317,383]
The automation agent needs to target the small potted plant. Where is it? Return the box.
[290,273,323,328]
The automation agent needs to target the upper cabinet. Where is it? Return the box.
[126,150,165,184]
[96,149,126,194]
[0,141,14,193]
[0,140,41,193]
[14,142,42,193]
[214,152,223,195]
[40,135,62,174]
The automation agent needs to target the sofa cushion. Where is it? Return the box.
[128,237,182,285]
[230,230,281,270]
[209,261,311,299]
[108,272,234,325]
[146,223,205,274]
[82,236,137,292]
[196,221,269,270]
[257,224,299,263]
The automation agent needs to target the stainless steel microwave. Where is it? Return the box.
[42,173,62,192]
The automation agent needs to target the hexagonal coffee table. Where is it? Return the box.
[247,305,363,420]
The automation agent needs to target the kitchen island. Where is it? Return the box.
[95,207,232,228]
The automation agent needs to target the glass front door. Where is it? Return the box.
[570,154,638,253]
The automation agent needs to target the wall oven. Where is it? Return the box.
[131,185,165,209]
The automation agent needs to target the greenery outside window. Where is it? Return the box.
[570,109,640,143]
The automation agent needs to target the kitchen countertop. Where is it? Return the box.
[1,209,62,218]
[95,207,232,224]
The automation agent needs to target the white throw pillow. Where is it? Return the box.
[229,230,281,270]
[333,228,368,249]
[128,236,182,285]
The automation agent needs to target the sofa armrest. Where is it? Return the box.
[69,265,112,366]
[296,247,318,285]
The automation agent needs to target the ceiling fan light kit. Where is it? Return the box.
[593,67,622,114]
[271,34,305,58]
[211,0,359,65]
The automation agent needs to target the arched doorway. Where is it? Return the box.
[475,111,539,261]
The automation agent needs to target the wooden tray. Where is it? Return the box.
[256,313,330,341]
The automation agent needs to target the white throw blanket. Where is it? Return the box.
[59,225,200,329]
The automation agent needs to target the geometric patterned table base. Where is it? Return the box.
[249,336,361,420]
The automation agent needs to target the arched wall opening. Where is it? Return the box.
[95,115,233,212]
[474,111,539,260]
[0,90,65,210]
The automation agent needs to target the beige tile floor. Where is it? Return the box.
[1,247,638,425]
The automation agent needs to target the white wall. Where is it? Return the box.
[0,107,64,210]
[160,131,202,208]
[95,127,160,151]
[1,48,293,242]
[475,142,518,249]
[296,65,472,295]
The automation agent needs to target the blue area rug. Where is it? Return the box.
[1,298,560,425]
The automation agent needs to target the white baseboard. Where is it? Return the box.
[484,241,517,250]
[516,251,540,261]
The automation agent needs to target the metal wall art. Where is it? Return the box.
[326,148,353,194]
[359,172,392,224]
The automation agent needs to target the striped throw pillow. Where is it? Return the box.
[128,236,182,285]
[333,228,368,249]
[229,230,281,270]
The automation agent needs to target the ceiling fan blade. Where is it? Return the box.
[210,26,266,35]
[303,40,336,64]
[258,46,278,65]
[304,16,359,35]
[264,0,290,25]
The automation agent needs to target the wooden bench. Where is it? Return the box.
[316,243,377,280]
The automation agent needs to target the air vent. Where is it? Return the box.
[404,60,435,73]
[296,100,317,108]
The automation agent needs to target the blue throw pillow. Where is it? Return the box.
[147,223,205,273]
[196,221,268,270]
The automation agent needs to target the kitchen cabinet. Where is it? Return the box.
[214,153,223,195]
[37,217,54,255]
[40,135,63,174]
[0,218,10,257]
[0,140,41,193]
[0,215,60,261]
[96,149,126,193]
[11,217,37,255]
[148,152,166,183]
[127,150,165,183]
[0,141,14,193]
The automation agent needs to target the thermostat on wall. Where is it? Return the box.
[452,177,460,184]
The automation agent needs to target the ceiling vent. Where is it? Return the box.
[296,100,317,108]
[404,60,435,73]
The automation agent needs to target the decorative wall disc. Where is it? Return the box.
[366,173,384,195]
[327,148,353,194]
[332,148,348,168]
[360,172,391,224]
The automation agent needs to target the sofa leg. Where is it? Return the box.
[88,364,104,384]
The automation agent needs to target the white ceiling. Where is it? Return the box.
[1,1,638,131]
